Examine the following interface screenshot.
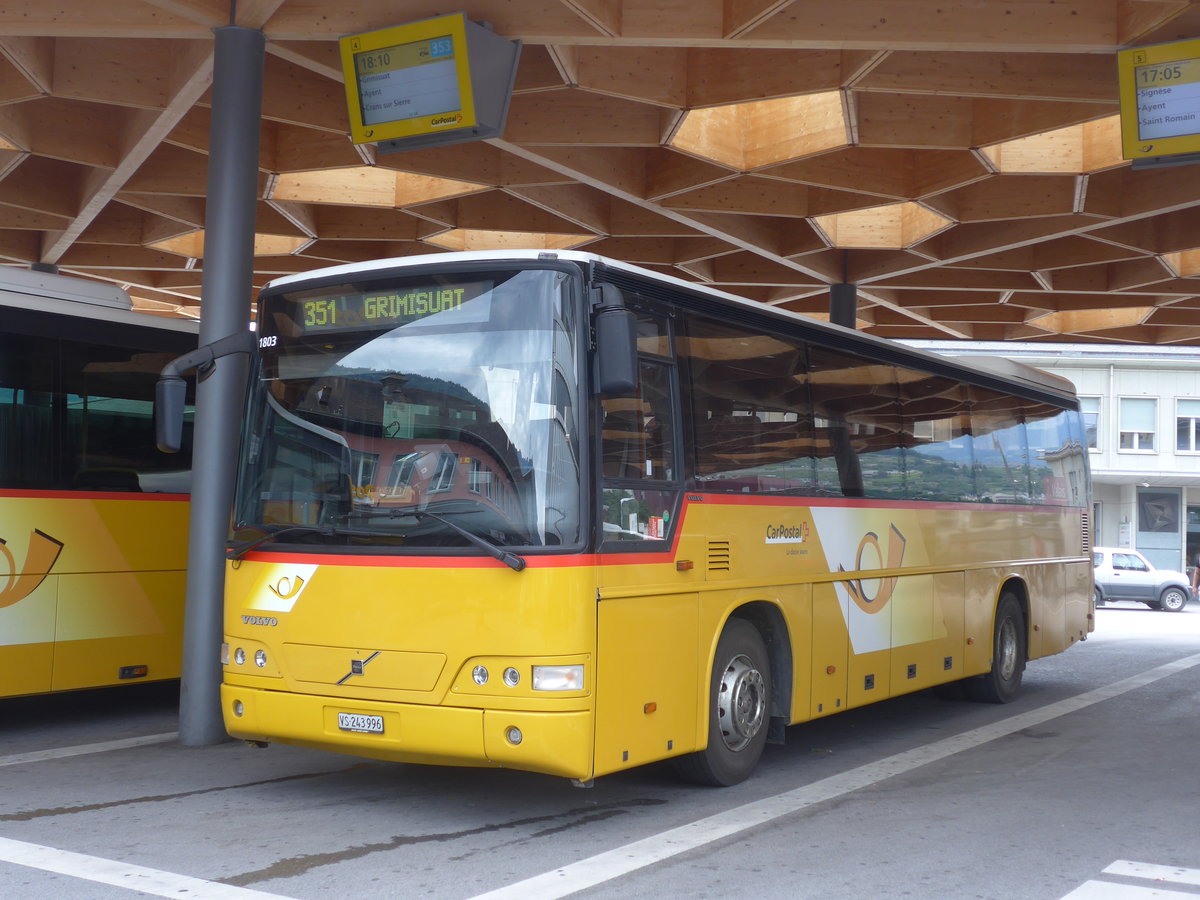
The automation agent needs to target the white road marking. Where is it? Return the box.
[1059,882,1195,898]
[0,732,177,768]
[0,835,296,899]
[469,653,1200,900]
[1104,861,1200,887]
[1060,860,1200,898]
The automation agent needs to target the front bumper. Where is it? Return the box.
[221,682,594,780]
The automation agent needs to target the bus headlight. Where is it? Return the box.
[532,664,584,691]
[254,650,268,668]
[233,647,246,666]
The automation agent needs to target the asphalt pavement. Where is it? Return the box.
[2,599,1198,900]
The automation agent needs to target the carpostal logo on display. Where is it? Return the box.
[765,522,810,544]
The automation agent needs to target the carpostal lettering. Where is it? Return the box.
[363,288,465,321]
[241,615,279,626]
[765,523,809,544]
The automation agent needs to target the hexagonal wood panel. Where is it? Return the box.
[3,1,1200,344]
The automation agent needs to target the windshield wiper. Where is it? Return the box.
[228,525,333,560]
[227,523,388,560]
[332,505,527,571]
[413,510,526,572]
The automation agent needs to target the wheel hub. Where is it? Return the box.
[717,653,766,751]
[997,617,1018,680]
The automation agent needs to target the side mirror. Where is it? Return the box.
[155,377,188,453]
[593,283,638,395]
[153,330,256,454]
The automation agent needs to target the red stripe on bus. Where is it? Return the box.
[0,490,188,501]
[238,551,605,568]
[692,493,1081,515]
[234,493,1081,568]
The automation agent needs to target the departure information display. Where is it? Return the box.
[354,34,461,128]
[1118,38,1200,160]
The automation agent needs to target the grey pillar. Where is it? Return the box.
[178,25,265,745]
[830,283,857,329]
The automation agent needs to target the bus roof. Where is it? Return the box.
[263,250,1077,405]
[0,266,198,333]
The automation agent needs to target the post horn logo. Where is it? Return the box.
[0,530,64,609]
[268,575,306,600]
[839,524,906,614]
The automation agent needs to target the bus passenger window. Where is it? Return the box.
[601,361,674,481]
[602,487,677,542]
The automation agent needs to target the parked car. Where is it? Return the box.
[1092,547,1193,612]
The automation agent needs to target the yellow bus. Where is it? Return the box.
[0,267,195,698]
[215,251,1091,785]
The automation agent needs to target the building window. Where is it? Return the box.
[429,451,457,493]
[1177,399,1200,453]
[1119,397,1156,452]
[1080,396,1100,451]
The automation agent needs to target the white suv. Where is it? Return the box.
[1093,547,1193,612]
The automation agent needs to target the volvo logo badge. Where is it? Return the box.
[338,651,380,685]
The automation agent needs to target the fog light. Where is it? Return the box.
[232,700,244,717]
[234,647,246,666]
[503,667,520,687]
[472,665,489,685]
[506,726,523,745]
[532,664,585,691]
[254,650,267,668]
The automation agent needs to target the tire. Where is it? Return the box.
[674,618,771,786]
[1159,586,1189,613]
[1094,587,1104,607]
[964,592,1026,704]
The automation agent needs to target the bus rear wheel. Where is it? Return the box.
[674,618,771,786]
[965,592,1026,704]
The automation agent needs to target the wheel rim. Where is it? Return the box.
[997,616,1019,681]
[717,653,766,752]
[1163,590,1186,611]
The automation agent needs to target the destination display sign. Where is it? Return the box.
[295,282,493,335]
[1119,39,1200,160]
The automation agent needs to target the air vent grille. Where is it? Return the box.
[707,539,731,572]
[1081,511,1091,554]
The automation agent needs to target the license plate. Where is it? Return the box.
[337,712,384,734]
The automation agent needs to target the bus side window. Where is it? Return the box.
[601,360,675,481]
[600,311,679,544]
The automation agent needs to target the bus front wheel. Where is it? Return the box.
[965,592,1026,704]
[674,618,771,786]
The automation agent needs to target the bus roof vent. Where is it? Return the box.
[0,266,133,310]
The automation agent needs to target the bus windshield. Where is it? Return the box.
[233,266,582,552]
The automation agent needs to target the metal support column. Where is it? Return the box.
[830,283,858,329]
[178,25,265,745]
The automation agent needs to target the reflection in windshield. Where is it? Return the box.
[233,268,581,552]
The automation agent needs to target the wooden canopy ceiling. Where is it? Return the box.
[3,1,1200,344]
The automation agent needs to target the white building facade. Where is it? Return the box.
[912,342,1200,573]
